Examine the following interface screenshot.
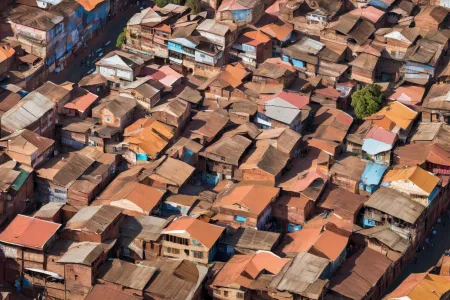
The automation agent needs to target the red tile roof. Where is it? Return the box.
[163,216,225,249]
[364,126,397,145]
[0,215,61,250]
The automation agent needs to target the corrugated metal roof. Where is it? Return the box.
[276,252,329,296]
[58,242,105,265]
[1,91,55,133]
[360,162,388,186]
[364,187,425,224]
[65,205,122,234]
[98,259,157,290]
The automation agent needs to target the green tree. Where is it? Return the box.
[116,29,127,48]
[351,84,384,119]
[186,0,200,13]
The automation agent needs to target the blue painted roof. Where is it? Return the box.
[362,139,392,155]
[360,161,388,186]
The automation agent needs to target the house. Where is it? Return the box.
[345,120,372,155]
[330,155,367,194]
[118,215,171,261]
[218,227,280,259]
[363,187,426,243]
[382,165,440,207]
[256,91,309,132]
[401,39,444,84]
[125,6,188,58]
[278,146,329,200]
[322,13,376,46]
[92,95,137,130]
[0,215,61,285]
[143,156,195,194]
[318,186,367,224]
[422,83,450,123]
[34,81,71,115]
[150,98,190,134]
[212,183,279,229]
[236,145,290,185]
[57,242,110,300]
[382,26,420,56]
[349,6,386,27]
[196,19,238,50]
[414,6,450,30]
[259,21,294,56]
[198,63,249,101]
[96,50,147,83]
[369,101,418,143]
[88,124,123,153]
[311,107,354,152]
[161,216,225,264]
[122,118,175,162]
[359,161,388,194]
[183,111,229,145]
[167,36,226,77]
[142,257,209,300]
[328,247,393,300]
[349,53,380,84]
[385,272,450,300]
[394,143,450,176]
[177,86,203,107]
[362,126,398,165]
[355,225,411,270]
[0,129,55,169]
[200,134,252,182]
[96,259,156,297]
[231,30,272,67]
[282,37,324,74]
[409,123,450,146]
[161,194,199,216]
[252,58,296,87]
[0,161,33,224]
[78,73,109,97]
[255,128,301,159]
[268,252,330,299]
[60,118,97,150]
[209,251,290,299]
[61,205,124,242]
[35,148,120,205]
[387,85,425,106]
[94,181,164,216]
[216,0,265,25]
[120,77,161,111]
[9,5,65,62]
[311,87,342,109]
[166,137,204,167]
[62,87,99,119]
[272,194,315,232]
[279,223,349,276]
[1,91,56,138]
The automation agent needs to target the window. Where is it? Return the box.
[167,247,180,255]
[191,239,201,246]
[224,291,229,297]
[192,251,204,259]
[237,292,244,299]
[105,116,111,122]
[235,216,247,223]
